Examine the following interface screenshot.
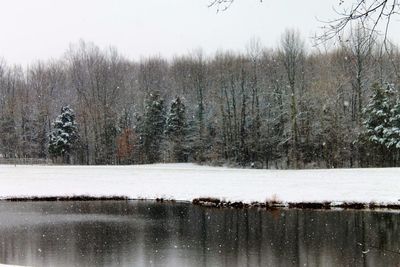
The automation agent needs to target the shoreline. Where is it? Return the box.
[1,195,400,211]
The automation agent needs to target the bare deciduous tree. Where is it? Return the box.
[279,29,305,168]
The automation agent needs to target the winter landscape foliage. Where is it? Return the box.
[1,28,400,168]
[48,106,78,163]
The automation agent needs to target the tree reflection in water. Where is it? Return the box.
[0,201,398,267]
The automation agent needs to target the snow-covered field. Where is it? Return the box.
[0,163,399,205]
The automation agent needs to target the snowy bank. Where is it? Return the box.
[0,164,399,205]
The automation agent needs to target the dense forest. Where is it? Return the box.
[1,28,400,168]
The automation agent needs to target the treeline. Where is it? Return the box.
[1,28,400,168]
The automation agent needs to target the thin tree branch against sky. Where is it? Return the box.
[210,0,400,44]
[318,0,400,44]
[1,0,400,65]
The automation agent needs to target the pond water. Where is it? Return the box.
[0,201,399,267]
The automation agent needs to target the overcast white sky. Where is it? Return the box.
[1,0,399,66]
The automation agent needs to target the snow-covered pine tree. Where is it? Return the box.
[362,84,393,145]
[140,92,166,163]
[165,96,188,162]
[360,83,395,165]
[48,106,78,163]
[384,98,400,149]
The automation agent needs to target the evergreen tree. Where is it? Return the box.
[48,106,78,163]
[140,92,165,163]
[165,97,188,162]
[362,84,393,146]
[384,99,400,149]
[360,83,394,165]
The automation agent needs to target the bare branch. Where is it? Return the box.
[208,0,234,12]
[208,0,262,12]
[316,0,400,45]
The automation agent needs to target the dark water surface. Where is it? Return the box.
[0,201,399,267]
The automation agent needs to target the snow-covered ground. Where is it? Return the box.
[0,163,399,204]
